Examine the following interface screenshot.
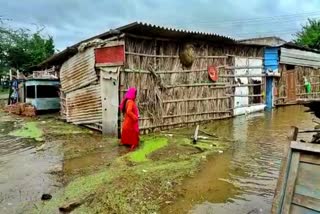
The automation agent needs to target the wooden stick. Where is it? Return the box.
[297,92,320,95]
[126,51,179,58]
[290,126,299,141]
[124,68,225,74]
[164,83,226,88]
[230,84,262,87]
[140,115,231,130]
[125,51,228,59]
[298,129,320,133]
[163,96,230,103]
[220,74,265,78]
[198,129,218,138]
[139,111,232,120]
[231,94,263,97]
[193,125,200,144]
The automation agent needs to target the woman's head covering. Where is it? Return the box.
[119,87,137,112]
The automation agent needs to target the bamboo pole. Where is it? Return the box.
[193,125,200,144]
[125,51,228,59]
[139,115,231,130]
[162,96,230,103]
[139,110,232,120]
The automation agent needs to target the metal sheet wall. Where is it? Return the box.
[264,47,279,109]
[60,47,97,93]
[66,84,102,125]
[265,48,279,72]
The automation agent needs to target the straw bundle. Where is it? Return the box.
[179,43,195,67]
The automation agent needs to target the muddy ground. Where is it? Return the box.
[1,106,315,214]
[0,110,228,214]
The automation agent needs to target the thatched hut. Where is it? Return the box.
[37,22,265,135]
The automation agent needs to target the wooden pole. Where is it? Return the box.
[193,125,199,144]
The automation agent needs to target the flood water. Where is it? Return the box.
[0,106,316,214]
[163,105,315,214]
[0,113,126,214]
[0,115,62,213]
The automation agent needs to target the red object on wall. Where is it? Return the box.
[208,66,218,81]
[95,45,125,64]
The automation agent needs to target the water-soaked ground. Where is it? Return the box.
[0,112,127,214]
[0,106,315,214]
[163,105,315,214]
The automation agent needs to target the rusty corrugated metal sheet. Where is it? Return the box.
[66,84,102,125]
[60,47,97,93]
[280,47,320,67]
[120,22,235,42]
[37,22,236,69]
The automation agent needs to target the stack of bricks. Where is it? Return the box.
[4,103,37,117]
[22,105,37,117]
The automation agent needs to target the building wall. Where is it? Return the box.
[275,64,320,105]
[59,47,102,126]
[274,48,320,105]
[121,36,264,133]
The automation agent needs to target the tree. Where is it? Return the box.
[294,19,320,50]
[0,19,55,76]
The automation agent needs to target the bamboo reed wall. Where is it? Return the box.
[275,64,287,105]
[121,36,264,133]
[295,66,320,100]
[275,64,320,105]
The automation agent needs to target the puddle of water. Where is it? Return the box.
[61,134,126,182]
[163,106,315,214]
[0,123,62,213]
[0,113,124,214]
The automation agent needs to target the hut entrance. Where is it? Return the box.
[286,70,296,102]
[252,80,262,104]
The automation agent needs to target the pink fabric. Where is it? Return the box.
[119,87,139,131]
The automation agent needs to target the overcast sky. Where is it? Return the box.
[1,0,320,50]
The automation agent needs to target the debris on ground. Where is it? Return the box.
[41,194,52,201]
[59,194,94,213]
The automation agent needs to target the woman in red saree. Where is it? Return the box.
[119,87,139,150]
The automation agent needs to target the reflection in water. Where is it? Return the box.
[0,114,124,214]
[164,106,315,214]
[0,120,62,214]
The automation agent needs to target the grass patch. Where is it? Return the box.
[128,137,168,162]
[9,121,43,141]
[30,132,229,214]
[0,88,8,96]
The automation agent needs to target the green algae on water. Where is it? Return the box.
[9,122,43,141]
[128,137,168,162]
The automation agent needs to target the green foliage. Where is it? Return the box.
[0,19,55,75]
[128,137,168,162]
[9,121,43,141]
[295,19,320,50]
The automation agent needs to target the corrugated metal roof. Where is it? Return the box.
[280,47,320,67]
[118,22,235,42]
[238,36,286,45]
[283,42,320,54]
[37,22,235,68]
